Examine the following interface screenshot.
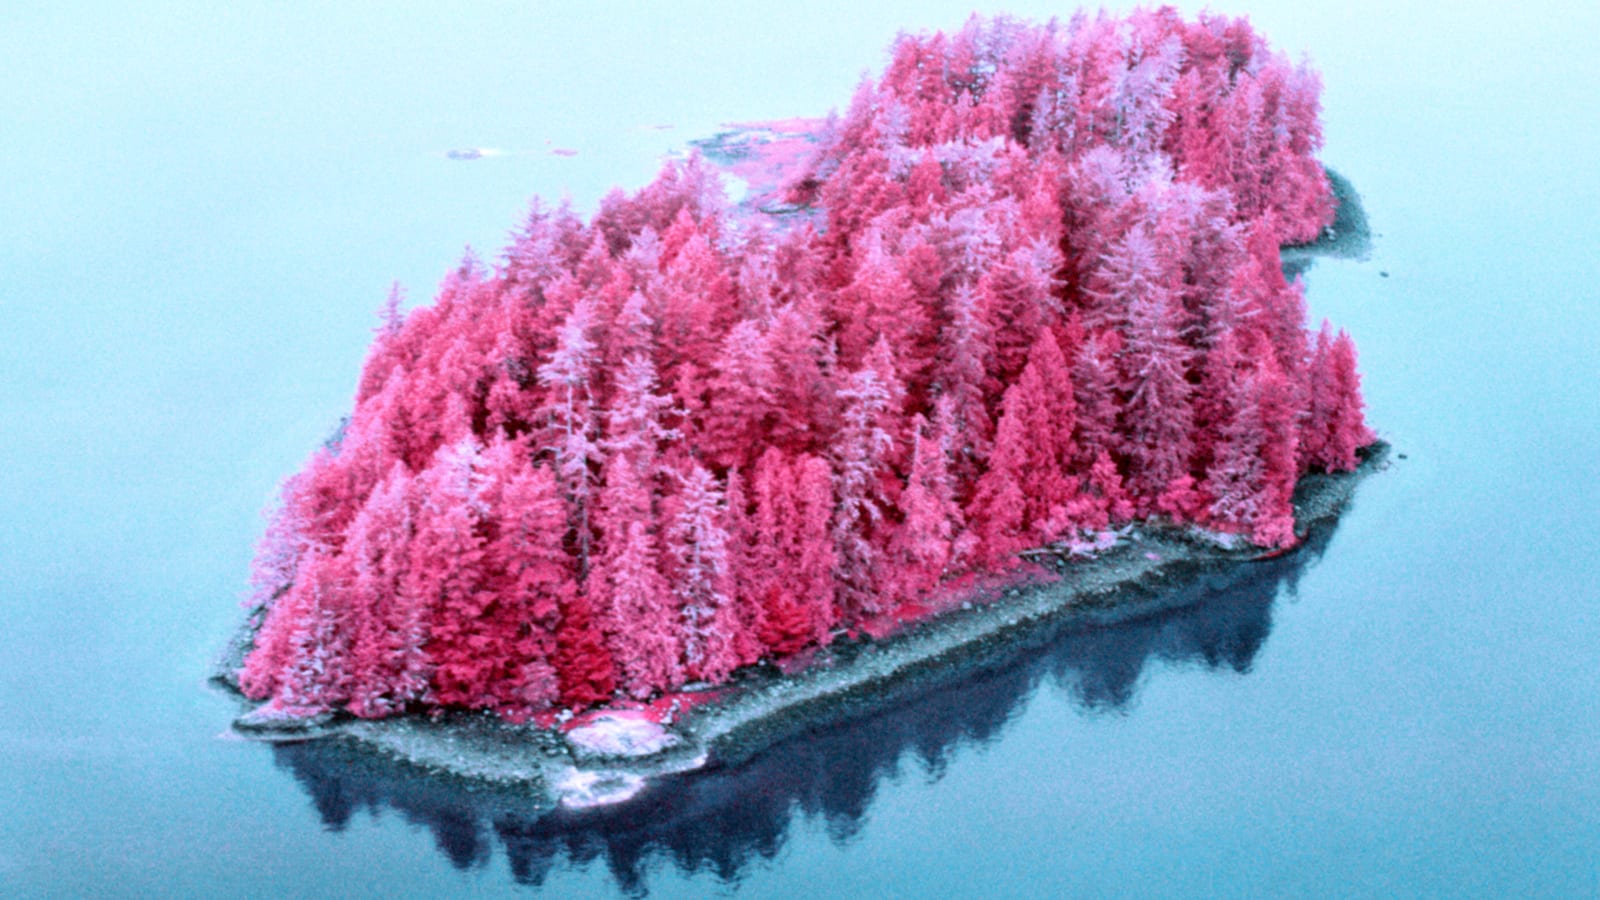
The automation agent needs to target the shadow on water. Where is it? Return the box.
[272,518,1342,894]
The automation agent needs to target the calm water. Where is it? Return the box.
[3,3,1596,896]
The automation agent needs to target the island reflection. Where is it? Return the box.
[272,519,1338,894]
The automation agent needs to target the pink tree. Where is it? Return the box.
[764,301,837,454]
[1012,330,1083,539]
[702,321,777,471]
[269,551,354,714]
[719,468,767,667]
[653,224,737,414]
[244,467,316,621]
[553,586,617,709]
[355,281,410,405]
[751,449,838,654]
[1117,243,1197,517]
[1086,218,1164,336]
[604,510,681,698]
[1110,30,1184,171]
[666,462,744,683]
[1206,358,1298,546]
[884,413,964,604]
[408,439,493,709]
[830,362,898,620]
[934,283,996,483]
[240,549,323,707]
[1205,362,1268,536]
[475,439,570,715]
[588,354,683,697]
[1303,324,1373,472]
[833,231,933,383]
[982,238,1066,384]
[967,382,1033,565]
[342,464,428,718]
[536,296,604,579]
[1071,324,1123,469]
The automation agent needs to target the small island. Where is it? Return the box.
[217,10,1379,809]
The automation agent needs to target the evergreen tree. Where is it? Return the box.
[535,297,604,579]
[1304,325,1373,472]
[554,586,617,709]
[885,414,963,603]
[476,441,569,715]
[831,363,897,619]
[343,464,424,718]
[667,463,743,683]
[408,439,492,708]
[967,382,1032,565]
[1118,251,1196,516]
[702,321,777,471]
[720,468,767,668]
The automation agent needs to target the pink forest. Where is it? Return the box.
[238,10,1373,722]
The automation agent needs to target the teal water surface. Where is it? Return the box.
[2,2,1596,896]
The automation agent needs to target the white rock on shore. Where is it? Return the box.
[566,714,680,759]
[553,767,646,809]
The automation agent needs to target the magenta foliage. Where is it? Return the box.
[239,10,1371,718]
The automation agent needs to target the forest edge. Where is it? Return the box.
[213,437,1387,811]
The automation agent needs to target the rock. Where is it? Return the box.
[553,768,646,810]
[566,714,680,759]
[234,702,335,739]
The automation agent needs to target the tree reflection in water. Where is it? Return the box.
[272,519,1338,894]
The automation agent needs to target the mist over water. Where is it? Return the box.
[3,3,1597,896]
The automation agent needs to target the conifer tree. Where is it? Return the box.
[476,440,569,714]
[536,297,603,579]
[1013,330,1083,538]
[668,463,743,683]
[1250,357,1301,547]
[1118,251,1196,515]
[935,283,996,481]
[1071,325,1122,469]
[967,382,1031,565]
[834,233,932,384]
[606,514,681,698]
[885,414,962,603]
[1303,326,1373,472]
[702,321,777,471]
[750,449,808,655]
[831,364,897,619]
[720,468,767,667]
[751,449,837,653]
[1206,362,1269,537]
[792,453,841,643]
[408,439,492,708]
[343,464,424,718]
[591,451,676,696]
[271,551,353,714]
[765,302,837,454]
[983,238,1066,384]
[553,587,616,708]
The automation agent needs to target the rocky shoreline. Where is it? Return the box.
[213,441,1389,811]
